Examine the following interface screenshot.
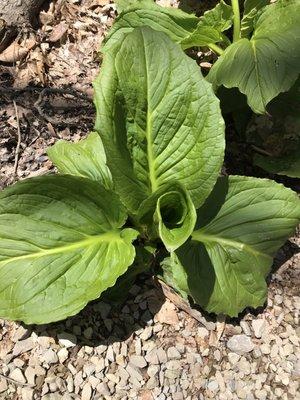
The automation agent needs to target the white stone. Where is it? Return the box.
[227,335,255,355]
[240,321,251,336]
[13,326,30,342]
[81,383,92,400]
[167,347,181,360]
[57,348,69,363]
[57,333,77,348]
[140,326,153,341]
[21,388,34,400]
[197,327,209,338]
[252,319,266,338]
[0,378,8,393]
[24,367,36,385]
[42,348,58,364]
[13,337,35,356]
[10,368,26,384]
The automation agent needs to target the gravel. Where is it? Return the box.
[2,272,299,400]
[0,0,299,399]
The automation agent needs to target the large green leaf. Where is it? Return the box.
[181,0,233,48]
[116,0,154,12]
[94,27,225,214]
[251,78,300,178]
[137,183,196,251]
[254,150,300,178]
[241,0,269,38]
[162,176,300,316]
[0,175,138,324]
[208,0,300,113]
[47,132,113,189]
[103,1,232,52]
[103,1,198,52]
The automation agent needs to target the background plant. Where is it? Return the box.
[110,0,300,178]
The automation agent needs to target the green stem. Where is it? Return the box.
[208,43,224,56]
[232,0,241,42]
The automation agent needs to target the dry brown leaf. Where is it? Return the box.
[0,37,36,63]
[49,23,69,43]
[0,42,29,63]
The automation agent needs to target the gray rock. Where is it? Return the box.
[83,327,93,340]
[207,380,219,392]
[57,333,77,348]
[93,301,111,318]
[227,335,255,355]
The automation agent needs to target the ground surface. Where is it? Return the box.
[0,1,299,399]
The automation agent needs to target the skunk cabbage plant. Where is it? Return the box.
[0,27,299,324]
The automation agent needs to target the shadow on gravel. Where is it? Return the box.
[16,275,165,351]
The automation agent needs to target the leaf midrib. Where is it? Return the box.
[0,231,121,267]
[142,30,158,193]
[192,230,272,260]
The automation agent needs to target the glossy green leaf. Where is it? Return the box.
[104,1,232,52]
[0,175,138,324]
[94,27,225,214]
[101,246,153,304]
[254,150,300,178]
[116,0,153,12]
[103,1,199,52]
[252,78,300,178]
[181,0,233,48]
[208,0,300,113]
[161,253,189,299]
[241,0,269,38]
[137,183,196,251]
[163,176,300,316]
[47,132,113,189]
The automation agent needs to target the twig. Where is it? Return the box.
[155,278,213,330]
[13,100,22,176]
[0,373,34,388]
[251,145,273,157]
